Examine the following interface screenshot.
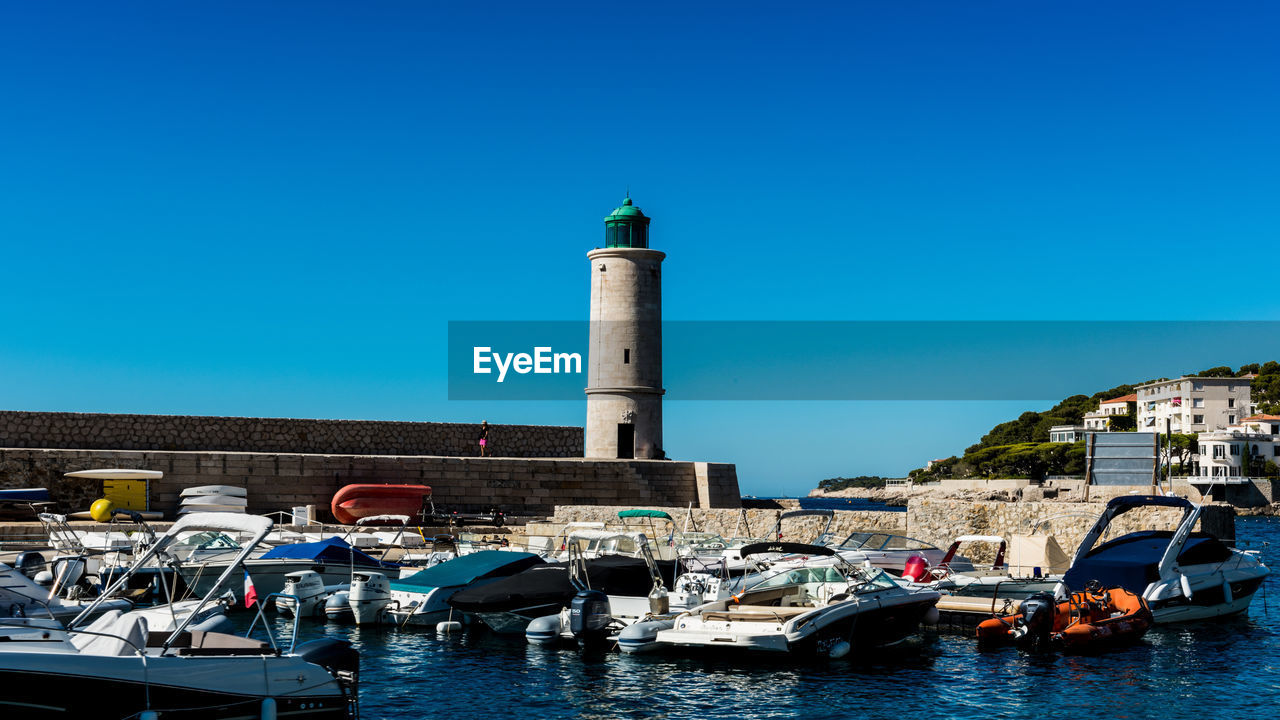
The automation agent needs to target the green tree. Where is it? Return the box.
[1196,366,1235,378]
[817,476,889,491]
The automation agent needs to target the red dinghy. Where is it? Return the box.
[331,484,433,525]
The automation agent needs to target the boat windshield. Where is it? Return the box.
[754,566,847,589]
[680,533,728,551]
[852,567,905,592]
[568,535,642,556]
[838,533,935,552]
[174,532,241,550]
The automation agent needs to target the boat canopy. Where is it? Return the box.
[618,509,673,520]
[778,509,835,519]
[567,529,650,544]
[1063,530,1233,593]
[391,550,541,592]
[449,555,674,612]
[260,536,398,568]
[1106,495,1193,512]
[739,542,836,558]
[165,512,272,539]
[64,468,163,480]
[0,488,51,503]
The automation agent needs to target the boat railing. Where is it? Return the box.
[244,592,303,655]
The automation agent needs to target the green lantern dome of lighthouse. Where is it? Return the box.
[604,195,651,248]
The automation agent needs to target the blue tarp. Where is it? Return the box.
[391,550,542,592]
[1063,531,1223,592]
[0,488,50,503]
[260,536,398,568]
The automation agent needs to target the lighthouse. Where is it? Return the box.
[585,196,665,459]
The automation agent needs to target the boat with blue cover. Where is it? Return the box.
[180,536,399,606]
[1063,495,1269,623]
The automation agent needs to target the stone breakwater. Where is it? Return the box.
[549,504,907,540]
[0,410,582,458]
[549,498,1235,564]
[0,448,740,518]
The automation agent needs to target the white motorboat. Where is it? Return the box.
[617,556,736,654]
[1063,495,1269,623]
[652,542,941,658]
[0,512,360,719]
[828,531,963,576]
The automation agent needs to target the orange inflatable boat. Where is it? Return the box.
[976,583,1153,652]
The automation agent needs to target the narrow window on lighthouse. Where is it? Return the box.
[624,349,631,364]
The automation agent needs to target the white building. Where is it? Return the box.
[1048,425,1086,443]
[1135,376,1251,435]
[1195,428,1280,478]
[1240,414,1280,436]
[1083,394,1136,430]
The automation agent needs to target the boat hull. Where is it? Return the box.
[331,484,432,525]
[657,595,938,658]
[0,663,348,719]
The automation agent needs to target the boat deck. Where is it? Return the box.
[700,605,813,623]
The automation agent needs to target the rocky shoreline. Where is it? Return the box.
[808,485,1024,505]
[809,484,1280,513]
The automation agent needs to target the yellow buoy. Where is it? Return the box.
[89,498,116,523]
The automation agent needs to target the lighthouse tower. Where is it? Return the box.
[585,196,665,459]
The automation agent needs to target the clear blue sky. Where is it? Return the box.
[2,3,1278,494]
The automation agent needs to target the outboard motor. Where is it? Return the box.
[296,639,360,719]
[569,590,612,645]
[14,551,46,580]
[1013,591,1057,649]
[901,556,930,583]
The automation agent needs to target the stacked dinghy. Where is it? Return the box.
[179,485,248,515]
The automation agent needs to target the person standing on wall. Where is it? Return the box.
[478,421,490,457]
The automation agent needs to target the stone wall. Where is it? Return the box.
[547,504,907,540]
[906,497,1235,556]
[0,448,740,518]
[544,498,1235,566]
[0,410,582,458]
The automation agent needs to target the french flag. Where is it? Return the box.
[244,571,258,609]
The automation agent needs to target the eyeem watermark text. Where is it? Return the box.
[472,346,583,383]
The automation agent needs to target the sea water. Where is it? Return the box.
[248,517,1280,720]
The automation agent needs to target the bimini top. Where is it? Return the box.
[739,542,836,558]
[391,550,541,592]
[260,536,398,568]
[1106,495,1194,512]
[618,509,673,521]
[778,509,835,519]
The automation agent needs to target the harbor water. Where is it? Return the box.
[244,517,1279,720]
